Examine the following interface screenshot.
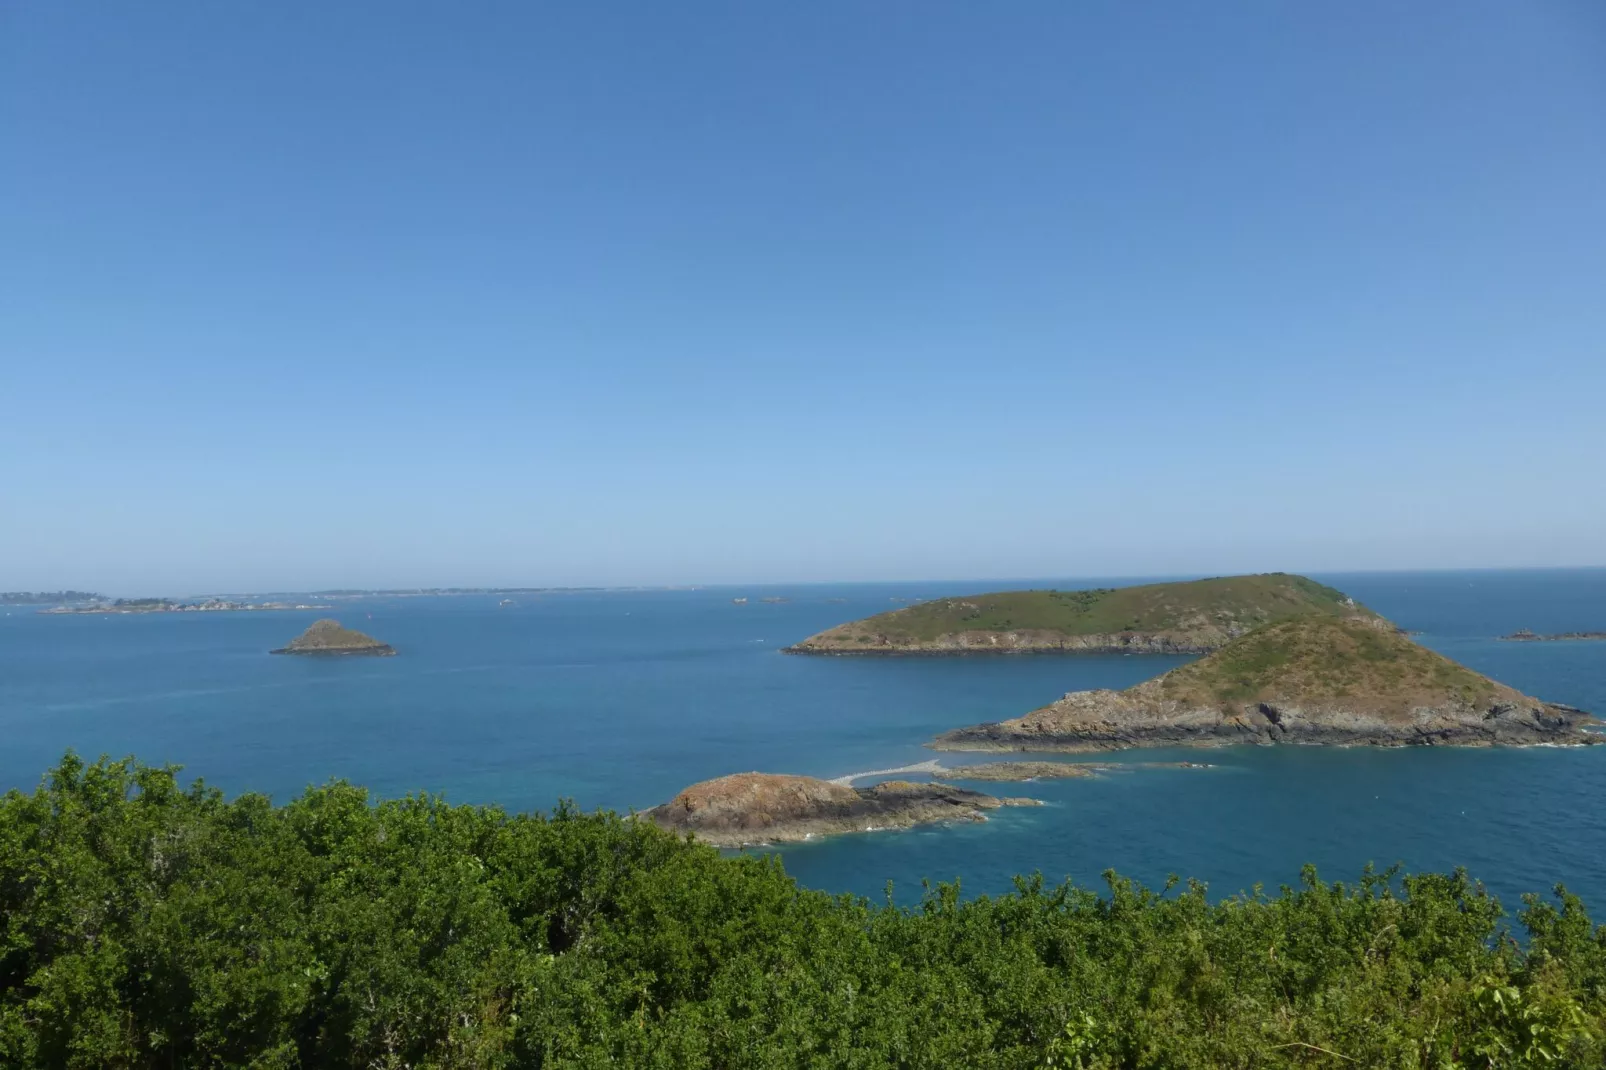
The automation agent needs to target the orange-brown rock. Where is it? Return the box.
[643,772,1036,847]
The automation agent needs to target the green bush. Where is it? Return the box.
[3,755,1603,1068]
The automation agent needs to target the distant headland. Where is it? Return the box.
[786,573,1385,655]
[271,619,395,657]
[933,616,1600,752]
[1,590,103,605]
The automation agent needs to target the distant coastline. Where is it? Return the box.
[310,586,608,597]
[1,590,103,606]
[18,585,723,615]
[42,598,331,615]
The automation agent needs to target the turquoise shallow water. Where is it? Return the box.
[2,569,1604,910]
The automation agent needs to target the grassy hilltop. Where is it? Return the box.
[788,572,1383,654]
[1157,616,1500,712]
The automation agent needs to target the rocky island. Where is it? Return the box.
[641,772,1038,847]
[933,617,1599,752]
[270,619,396,657]
[785,573,1384,655]
[1500,629,1606,642]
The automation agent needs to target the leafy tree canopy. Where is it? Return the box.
[3,755,1603,1068]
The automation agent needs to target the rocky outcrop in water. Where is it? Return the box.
[940,761,1099,781]
[271,619,395,656]
[939,760,1211,781]
[1500,629,1606,642]
[642,772,1038,847]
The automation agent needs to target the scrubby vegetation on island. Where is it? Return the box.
[787,573,1383,655]
[271,619,395,656]
[1158,616,1499,710]
[935,617,1599,752]
[4,755,1606,1068]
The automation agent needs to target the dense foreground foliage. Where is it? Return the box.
[3,758,1605,1068]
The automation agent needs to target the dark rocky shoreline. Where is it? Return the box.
[940,759,1213,780]
[933,698,1601,753]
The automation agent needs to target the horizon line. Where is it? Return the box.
[9,563,1606,602]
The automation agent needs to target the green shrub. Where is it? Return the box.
[2,755,1603,1068]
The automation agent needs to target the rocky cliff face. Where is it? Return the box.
[932,618,1600,752]
[642,772,1037,847]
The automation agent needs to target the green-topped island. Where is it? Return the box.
[786,572,1384,655]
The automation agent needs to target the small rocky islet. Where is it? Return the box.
[643,762,1216,846]
[1500,629,1606,642]
[641,772,1039,847]
[270,619,395,657]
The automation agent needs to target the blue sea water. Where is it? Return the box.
[2,569,1604,914]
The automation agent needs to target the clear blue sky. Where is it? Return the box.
[3,2,1603,594]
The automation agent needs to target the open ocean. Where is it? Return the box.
[3,569,1604,913]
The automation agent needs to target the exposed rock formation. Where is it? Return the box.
[642,772,1038,847]
[933,618,1599,752]
[786,573,1387,656]
[939,760,1212,781]
[940,761,1099,781]
[271,619,395,656]
[1500,629,1606,642]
